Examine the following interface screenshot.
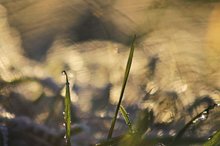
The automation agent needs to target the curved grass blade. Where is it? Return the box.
[107,35,136,139]
[62,71,72,146]
[119,105,134,133]
[203,130,220,146]
[171,103,218,146]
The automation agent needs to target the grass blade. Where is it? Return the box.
[107,35,136,139]
[119,105,134,133]
[171,103,218,146]
[203,130,220,146]
[62,71,72,146]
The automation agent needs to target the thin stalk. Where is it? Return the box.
[107,35,136,139]
[119,105,134,133]
[62,71,72,146]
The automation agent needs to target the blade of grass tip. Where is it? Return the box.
[62,70,72,146]
[107,35,136,140]
[119,105,134,133]
[171,103,217,146]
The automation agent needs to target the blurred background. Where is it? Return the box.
[0,0,220,145]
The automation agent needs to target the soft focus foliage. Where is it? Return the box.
[0,0,220,146]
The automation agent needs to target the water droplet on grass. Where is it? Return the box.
[192,110,208,124]
[208,131,218,140]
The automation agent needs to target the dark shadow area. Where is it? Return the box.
[68,9,132,46]
[21,32,56,61]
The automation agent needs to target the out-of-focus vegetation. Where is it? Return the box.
[0,0,220,146]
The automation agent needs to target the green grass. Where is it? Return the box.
[107,35,136,140]
[169,103,219,146]
[1,37,220,146]
[119,105,134,133]
[203,130,220,146]
[62,71,72,146]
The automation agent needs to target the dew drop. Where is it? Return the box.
[208,131,217,140]
[192,119,198,124]
[200,114,207,120]
[63,123,66,127]
[63,112,65,115]
[64,135,66,139]
[62,71,66,75]
[201,111,208,119]
[203,111,208,114]
[193,111,208,124]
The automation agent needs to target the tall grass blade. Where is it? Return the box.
[62,71,72,146]
[107,35,136,139]
[203,130,220,146]
[119,105,134,133]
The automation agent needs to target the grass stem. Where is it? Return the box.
[62,71,72,146]
[107,35,136,140]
